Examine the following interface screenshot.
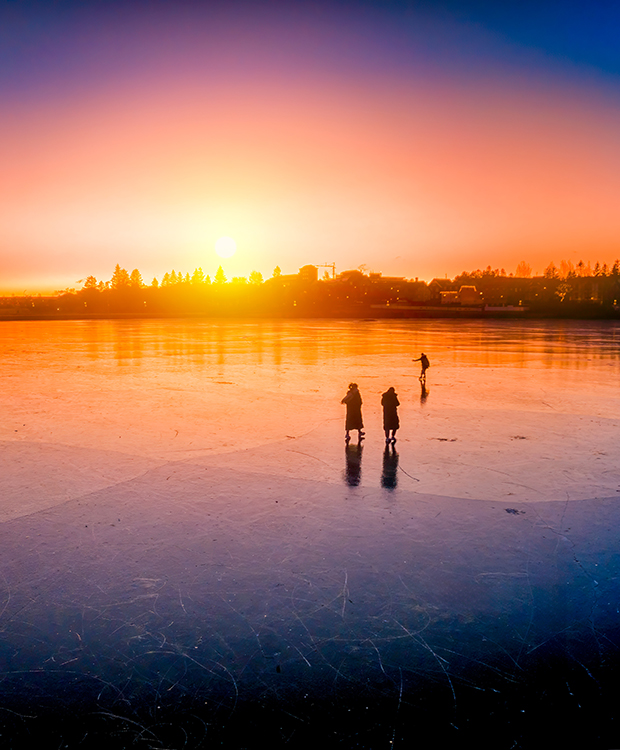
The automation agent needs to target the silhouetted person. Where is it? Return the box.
[381,386,400,444]
[381,444,399,489]
[341,382,364,443]
[344,443,363,486]
[412,352,430,381]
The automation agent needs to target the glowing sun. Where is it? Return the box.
[215,236,237,259]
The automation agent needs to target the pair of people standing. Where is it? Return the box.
[341,383,399,444]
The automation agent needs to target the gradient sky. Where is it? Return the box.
[1,0,619,293]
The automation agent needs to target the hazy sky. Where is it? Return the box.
[1,0,620,292]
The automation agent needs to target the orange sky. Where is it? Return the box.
[1,3,620,293]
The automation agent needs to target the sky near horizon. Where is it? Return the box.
[1,0,620,293]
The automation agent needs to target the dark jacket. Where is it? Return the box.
[342,388,363,430]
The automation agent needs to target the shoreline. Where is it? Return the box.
[1,308,619,322]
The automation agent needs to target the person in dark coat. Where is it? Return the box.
[381,386,400,443]
[341,382,364,442]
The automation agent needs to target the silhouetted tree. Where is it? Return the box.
[576,260,585,277]
[544,262,560,279]
[249,270,263,285]
[129,269,143,288]
[191,267,205,285]
[214,266,227,284]
[110,264,130,289]
[272,266,282,278]
[515,260,532,279]
[82,275,98,289]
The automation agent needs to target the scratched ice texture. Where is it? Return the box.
[1,319,620,748]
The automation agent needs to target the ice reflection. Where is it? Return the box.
[419,381,429,404]
[344,443,363,486]
[3,317,617,372]
[113,322,145,363]
[381,444,399,489]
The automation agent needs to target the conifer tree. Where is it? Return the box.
[110,264,130,289]
[129,269,143,288]
[191,267,205,285]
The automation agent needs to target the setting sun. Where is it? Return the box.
[215,236,237,259]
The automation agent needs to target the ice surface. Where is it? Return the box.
[0,319,619,747]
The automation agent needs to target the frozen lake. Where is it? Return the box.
[1,318,620,747]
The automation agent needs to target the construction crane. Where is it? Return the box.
[316,263,336,279]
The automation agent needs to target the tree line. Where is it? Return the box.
[76,263,281,294]
[453,259,620,282]
[2,259,619,318]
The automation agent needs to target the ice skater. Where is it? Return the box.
[341,382,364,443]
[412,352,430,381]
[381,386,400,444]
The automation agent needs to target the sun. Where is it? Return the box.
[215,236,237,259]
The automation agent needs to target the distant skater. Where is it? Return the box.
[413,352,430,381]
[381,386,400,444]
[341,382,364,443]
